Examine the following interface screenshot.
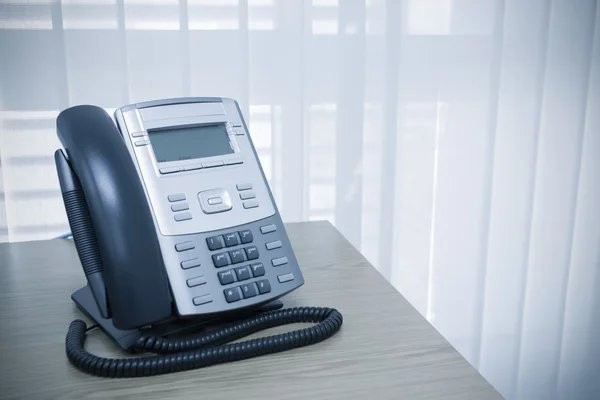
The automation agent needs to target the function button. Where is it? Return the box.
[224,287,241,303]
[218,269,236,285]
[168,193,186,202]
[239,191,256,200]
[223,232,240,247]
[257,279,271,294]
[203,160,224,168]
[207,197,223,205]
[225,158,243,165]
[212,252,231,268]
[250,262,265,277]
[206,235,225,251]
[171,202,189,212]
[272,256,288,267]
[245,246,259,260]
[198,189,232,214]
[160,166,179,174]
[265,240,282,250]
[239,229,253,244]
[277,273,295,283]
[174,212,193,222]
[175,241,195,252]
[187,276,207,287]
[229,249,246,264]
[183,164,203,172]
[131,131,145,138]
[243,200,259,209]
[193,294,212,306]
[181,258,201,270]
[236,183,253,191]
[234,265,252,281]
[240,283,258,299]
[134,140,150,147]
[260,224,277,234]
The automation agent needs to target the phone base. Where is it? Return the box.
[71,285,284,352]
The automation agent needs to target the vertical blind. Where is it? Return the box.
[1,0,599,398]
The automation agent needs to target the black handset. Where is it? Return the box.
[56,105,172,329]
[56,98,343,378]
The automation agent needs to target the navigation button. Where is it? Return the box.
[181,258,201,269]
[260,224,276,234]
[239,191,256,200]
[168,193,186,202]
[160,167,179,174]
[224,287,241,303]
[277,273,294,283]
[202,160,224,168]
[240,283,258,298]
[265,240,282,250]
[175,241,195,252]
[207,197,223,205]
[257,279,271,294]
[271,256,288,267]
[243,200,259,209]
[171,202,189,212]
[187,276,207,287]
[174,212,192,221]
[193,294,213,306]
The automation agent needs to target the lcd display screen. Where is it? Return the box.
[148,124,234,163]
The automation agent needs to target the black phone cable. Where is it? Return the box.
[66,306,343,378]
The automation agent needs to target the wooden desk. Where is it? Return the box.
[0,221,500,399]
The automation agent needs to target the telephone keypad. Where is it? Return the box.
[245,246,259,260]
[229,249,246,264]
[240,283,258,298]
[212,252,231,267]
[234,266,251,281]
[206,235,224,251]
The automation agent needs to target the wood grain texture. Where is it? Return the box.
[0,221,500,399]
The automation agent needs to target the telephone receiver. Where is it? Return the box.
[55,98,342,378]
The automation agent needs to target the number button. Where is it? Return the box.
[240,283,258,298]
[239,229,253,244]
[206,235,224,251]
[212,252,231,268]
[245,246,259,260]
[257,279,271,294]
[229,249,246,264]
[224,232,240,247]
[235,266,252,281]
[218,270,235,285]
[224,288,241,303]
[250,262,265,277]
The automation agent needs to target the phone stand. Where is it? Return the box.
[72,285,284,351]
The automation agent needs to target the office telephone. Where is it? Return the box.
[55,97,342,377]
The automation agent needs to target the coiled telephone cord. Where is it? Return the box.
[66,306,343,378]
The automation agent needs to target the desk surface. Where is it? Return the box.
[0,221,500,399]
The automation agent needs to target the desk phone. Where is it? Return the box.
[54,97,342,378]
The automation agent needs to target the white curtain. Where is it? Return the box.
[1,0,599,398]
